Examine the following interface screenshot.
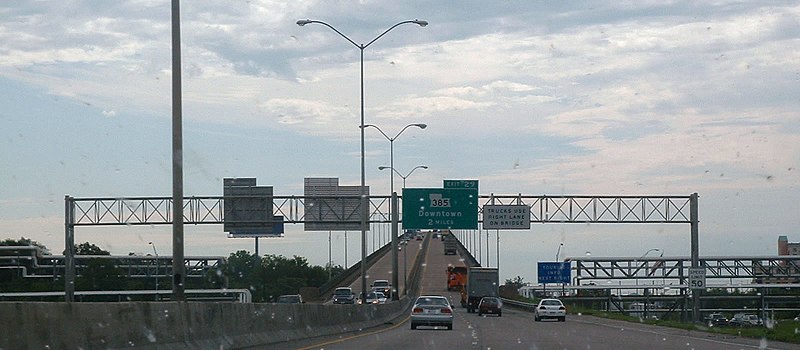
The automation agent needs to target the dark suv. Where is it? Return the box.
[332,287,355,304]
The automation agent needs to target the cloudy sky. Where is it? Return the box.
[1,1,798,282]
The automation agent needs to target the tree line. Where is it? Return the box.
[0,237,343,302]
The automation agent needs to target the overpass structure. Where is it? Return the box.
[0,245,223,281]
[570,255,800,284]
[6,229,800,349]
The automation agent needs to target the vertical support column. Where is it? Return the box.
[679,259,687,322]
[690,192,700,322]
[359,46,368,302]
[64,195,75,302]
[496,229,500,270]
[171,0,186,301]
[391,192,399,300]
[328,231,332,280]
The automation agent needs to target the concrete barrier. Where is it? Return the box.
[1,298,411,349]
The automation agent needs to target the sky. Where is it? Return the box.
[1,1,799,283]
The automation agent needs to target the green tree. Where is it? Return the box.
[500,275,525,299]
[0,237,50,254]
[75,242,110,255]
[221,251,341,302]
[73,242,124,291]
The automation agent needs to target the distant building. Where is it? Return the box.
[753,236,800,284]
[778,235,800,256]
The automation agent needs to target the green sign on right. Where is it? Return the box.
[402,188,478,230]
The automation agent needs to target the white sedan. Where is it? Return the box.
[410,295,454,330]
[534,298,566,322]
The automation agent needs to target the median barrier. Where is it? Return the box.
[0,298,411,349]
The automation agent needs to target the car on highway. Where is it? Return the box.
[371,279,392,298]
[332,287,355,304]
[275,294,303,304]
[360,291,387,304]
[534,298,566,322]
[728,313,761,327]
[704,313,728,327]
[410,295,454,330]
[477,296,502,316]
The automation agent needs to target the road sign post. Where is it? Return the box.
[537,262,571,284]
[483,205,531,230]
[689,267,706,290]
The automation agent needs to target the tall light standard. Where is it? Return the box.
[297,18,428,301]
[636,248,660,287]
[379,164,427,295]
[148,241,159,296]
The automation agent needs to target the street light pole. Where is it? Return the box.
[149,242,159,296]
[364,123,425,301]
[378,164,427,297]
[555,242,564,261]
[298,18,427,302]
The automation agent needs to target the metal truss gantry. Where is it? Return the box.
[571,256,800,283]
[65,193,700,320]
[66,195,692,226]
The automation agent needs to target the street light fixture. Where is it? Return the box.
[297,18,427,301]
[555,242,564,262]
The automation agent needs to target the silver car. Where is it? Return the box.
[410,295,454,330]
[534,298,566,322]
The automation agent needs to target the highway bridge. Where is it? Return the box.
[2,233,798,349]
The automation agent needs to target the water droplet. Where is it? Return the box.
[144,328,157,343]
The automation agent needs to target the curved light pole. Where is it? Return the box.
[638,248,660,261]
[636,248,660,287]
[378,165,429,188]
[363,123,426,199]
[555,242,564,262]
[297,18,427,301]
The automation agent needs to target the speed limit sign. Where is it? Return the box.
[689,267,706,290]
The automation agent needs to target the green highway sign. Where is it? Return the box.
[402,188,478,229]
[443,179,479,190]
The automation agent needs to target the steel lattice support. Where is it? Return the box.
[68,194,693,226]
[572,256,800,281]
[64,193,699,308]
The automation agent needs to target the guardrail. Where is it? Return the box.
[0,289,252,303]
[405,234,431,297]
[317,241,393,300]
